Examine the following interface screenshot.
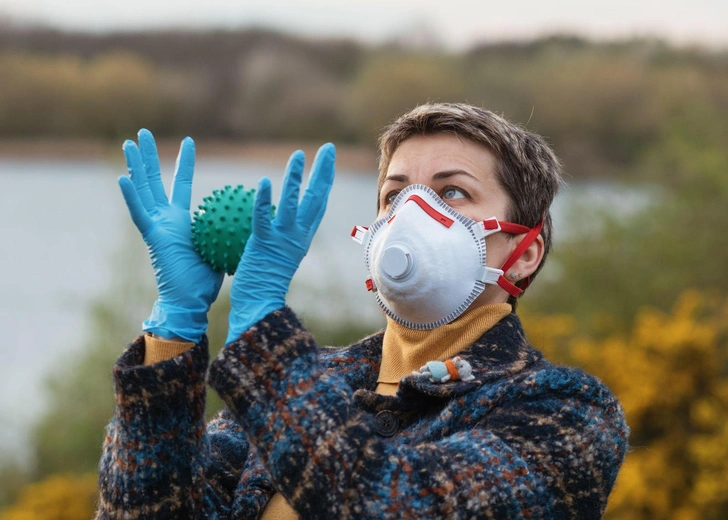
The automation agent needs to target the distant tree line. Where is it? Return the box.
[1,25,727,180]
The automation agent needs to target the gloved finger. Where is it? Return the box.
[170,137,196,211]
[123,140,159,216]
[252,177,273,238]
[138,129,169,206]
[276,150,305,229]
[297,143,335,234]
[310,191,329,235]
[118,176,153,235]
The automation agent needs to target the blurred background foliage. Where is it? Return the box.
[1,24,727,520]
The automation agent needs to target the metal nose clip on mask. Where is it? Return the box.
[351,184,542,330]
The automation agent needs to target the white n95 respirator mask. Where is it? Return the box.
[351,184,542,330]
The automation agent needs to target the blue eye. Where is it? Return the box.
[385,191,400,206]
[442,187,466,200]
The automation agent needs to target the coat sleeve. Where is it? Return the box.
[95,336,252,519]
[208,307,628,520]
[477,369,628,519]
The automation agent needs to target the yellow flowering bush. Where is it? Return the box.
[0,474,97,520]
[524,291,728,519]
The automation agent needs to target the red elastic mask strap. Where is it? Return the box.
[483,220,530,235]
[496,218,544,297]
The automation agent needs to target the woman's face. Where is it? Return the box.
[378,133,517,305]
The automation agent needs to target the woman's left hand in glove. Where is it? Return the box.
[226,144,336,344]
[119,129,224,342]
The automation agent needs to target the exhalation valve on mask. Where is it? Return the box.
[351,184,541,330]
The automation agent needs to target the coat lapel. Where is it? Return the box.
[398,313,543,400]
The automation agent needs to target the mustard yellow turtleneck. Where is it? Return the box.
[374,303,512,396]
[142,334,194,365]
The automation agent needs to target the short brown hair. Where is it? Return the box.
[377,103,563,306]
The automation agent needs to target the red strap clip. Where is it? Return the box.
[365,278,376,292]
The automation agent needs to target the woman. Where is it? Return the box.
[97,103,628,519]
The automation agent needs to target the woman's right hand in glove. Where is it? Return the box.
[119,129,224,342]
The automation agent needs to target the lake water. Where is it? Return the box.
[0,156,650,461]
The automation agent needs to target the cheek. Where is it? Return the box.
[484,234,512,268]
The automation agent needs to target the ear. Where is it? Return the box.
[506,233,544,283]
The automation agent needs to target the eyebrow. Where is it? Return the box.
[382,169,479,185]
[432,169,479,182]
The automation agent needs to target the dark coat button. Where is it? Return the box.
[375,410,400,437]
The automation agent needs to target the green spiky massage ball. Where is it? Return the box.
[191,185,274,275]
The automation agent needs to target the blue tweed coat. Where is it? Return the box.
[96,307,628,519]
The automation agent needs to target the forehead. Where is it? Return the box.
[384,134,499,185]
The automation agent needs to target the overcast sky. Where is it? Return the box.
[2,0,727,49]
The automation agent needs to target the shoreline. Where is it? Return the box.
[0,139,379,172]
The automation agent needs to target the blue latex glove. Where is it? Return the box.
[119,129,224,342]
[227,143,336,344]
